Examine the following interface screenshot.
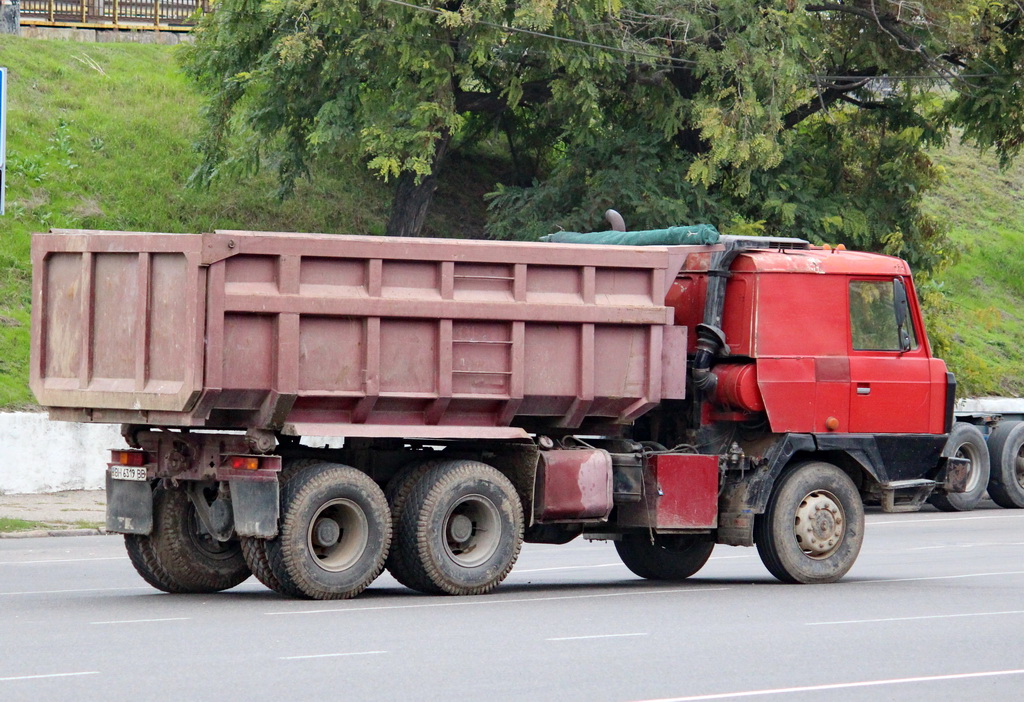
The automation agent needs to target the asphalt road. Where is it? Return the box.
[1,506,1022,702]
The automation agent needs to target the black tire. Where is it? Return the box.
[244,458,320,596]
[269,463,391,600]
[127,486,251,594]
[754,461,864,584]
[398,460,524,596]
[384,459,442,591]
[987,421,1024,509]
[240,537,287,593]
[124,532,179,592]
[615,533,714,581]
[929,422,991,512]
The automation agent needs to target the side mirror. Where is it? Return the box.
[893,278,912,352]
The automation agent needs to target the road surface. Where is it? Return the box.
[1,506,1022,701]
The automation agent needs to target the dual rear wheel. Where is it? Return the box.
[243,458,524,599]
[389,459,524,596]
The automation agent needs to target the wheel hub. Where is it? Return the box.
[1015,449,1024,489]
[794,490,845,559]
[306,498,369,573]
[313,518,341,548]
[448,514,474,544]
[443,494,501,568]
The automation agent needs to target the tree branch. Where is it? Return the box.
[806,2,925,55]
[782,68,879,129]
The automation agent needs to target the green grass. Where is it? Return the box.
[922,136,1024,396]
[0,516,103,533]
[1,35,1024,403]
[0,516,39,532]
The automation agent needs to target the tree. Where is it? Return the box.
[182,1,1024,270]
[182,0,616,236]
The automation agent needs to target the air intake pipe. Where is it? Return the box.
[690,242,743,395]
[692,323,727,394]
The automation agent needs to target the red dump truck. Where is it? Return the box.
[30,228,968,599]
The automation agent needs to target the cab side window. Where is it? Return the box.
[849,280,918,351]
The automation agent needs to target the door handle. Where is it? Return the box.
[856,385,871,396]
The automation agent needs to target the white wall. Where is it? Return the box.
[0,412,125,494]
[0,413,344,494]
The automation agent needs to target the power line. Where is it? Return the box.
[378,2,1023,89]
[376,0,1024,85]
[810,73,1024,81]
[377,0,696,67]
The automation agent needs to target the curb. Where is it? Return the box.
[0,528,108,539]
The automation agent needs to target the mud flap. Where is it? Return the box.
[940,456,971,493]
[230,479,279,538]
[105,472,154,535]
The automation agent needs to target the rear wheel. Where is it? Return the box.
[615,533,714,581]
[268,463,391,600]
[124,531,178,592]
[384,459,442,591]
[243,458,318,597]
[754,461,864,584]
[987,421,1024,509]
[929,423,990,512]
[125,485,250,593]
[398,460,523,595]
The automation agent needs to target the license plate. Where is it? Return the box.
[110,465,148,481]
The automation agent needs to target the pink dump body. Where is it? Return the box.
[32,230,690,439]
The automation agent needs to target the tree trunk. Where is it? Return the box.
[385,132,452,237]
[1,1,21,36]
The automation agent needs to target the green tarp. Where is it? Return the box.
[541,224,720,246]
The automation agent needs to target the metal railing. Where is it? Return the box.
[19,0,210,31]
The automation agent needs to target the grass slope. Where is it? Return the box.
[923,137,1024,396]
[0,35,1022,405]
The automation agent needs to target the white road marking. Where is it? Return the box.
[267,587,731,616]
[548,633,648,641]
[0,586,150,596]
[91,617,191,625]
[0,556,124,566]
[632,668,1024,701]
[869,570,1024,584]
[906,541,1024,551]
[870,513,1024,526]
[514,563,622,574]
[807,610,1024,626]
[0,671,100,683]
[281,651,387,661]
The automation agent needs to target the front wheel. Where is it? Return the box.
[754,461,864,584]
[615,533,714,581]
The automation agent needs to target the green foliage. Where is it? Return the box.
[487,2,1021,269]
[183,0,1020,263]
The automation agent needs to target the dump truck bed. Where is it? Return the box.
[31,229,692,439]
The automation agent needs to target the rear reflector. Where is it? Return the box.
[229,456,260,471]
[112,451,146,467]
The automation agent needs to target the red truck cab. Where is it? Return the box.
[669,246,950,437]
